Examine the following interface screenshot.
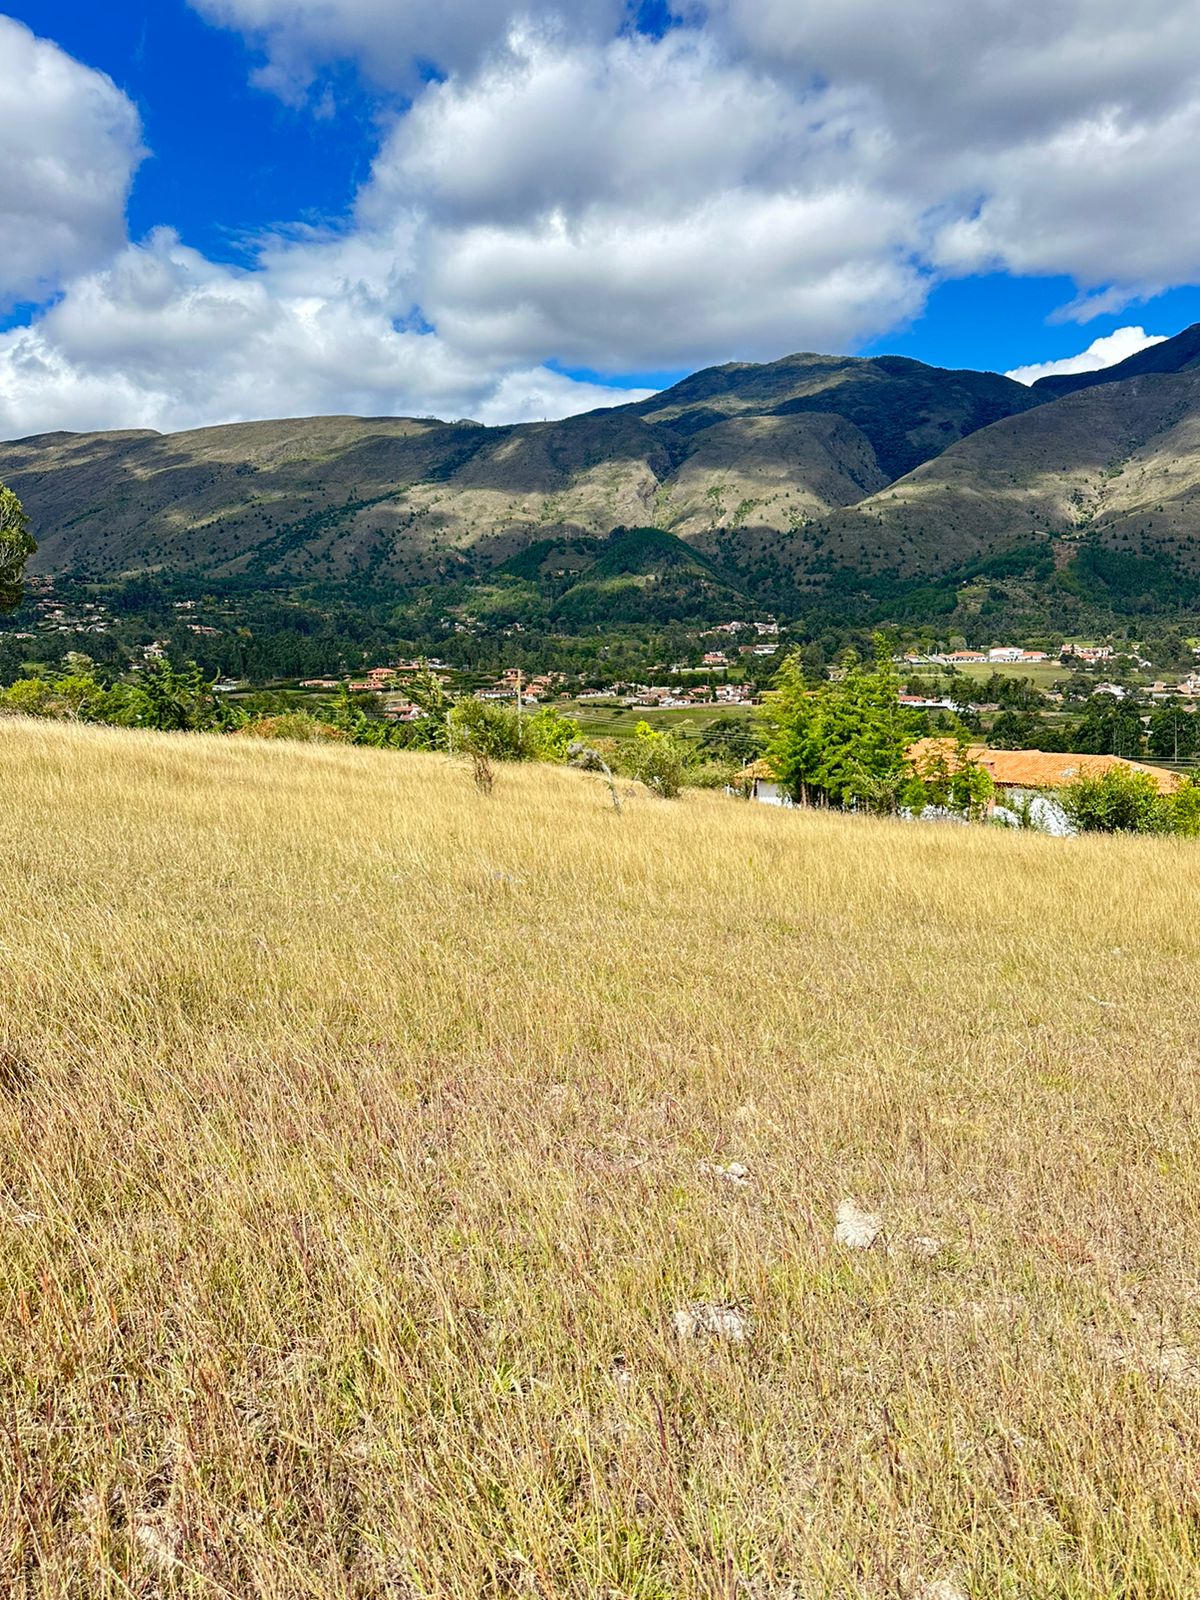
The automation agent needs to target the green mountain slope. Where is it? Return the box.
[0,350,1041,588]
[807,370,1200,590]
[9,332,1200,626]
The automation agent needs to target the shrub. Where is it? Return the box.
[1059,768,1169,834]
[237,713,346,743]
[1166,778,1200,837]
[620,721,689,799]
[449,700,580,764]
[686,758,739,791]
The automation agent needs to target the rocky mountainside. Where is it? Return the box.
[3,326,1200,619]
[0,352,1040,587]
[810,370,1200,586]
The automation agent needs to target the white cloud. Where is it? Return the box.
[0,229,649,437]
[0,16,143,307]
[0,22,923,436]
[188,0,627,95]
[1004,325,1168,386]
[387,29,924,370]
[708,0,1200,301]
[6,3,1200,437]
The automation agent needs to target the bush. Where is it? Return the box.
[449,700,580,764]
[1166,778,1200,837]
[686,758,739,791]
[1059,768,1170,834]
[237,713,346,743]
[620,721,689,799]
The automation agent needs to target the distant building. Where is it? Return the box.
[907,739,1181,835]
[739,759,790,807]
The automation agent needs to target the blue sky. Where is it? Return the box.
[1,0,1199,433]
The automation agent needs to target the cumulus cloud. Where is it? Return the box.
[383,28,924,369]
[189,0,627,95]
[0,229,650,437]
[0,20,921,436]
[708,0,1200,299]
[0,16,143,307]
[1004,325,1168,386]
[7,3,1200,436]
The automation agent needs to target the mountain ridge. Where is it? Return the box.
[2,324,1199,624]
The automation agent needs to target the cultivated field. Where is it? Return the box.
[3,719,1200,1598]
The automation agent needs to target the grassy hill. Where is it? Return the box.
[5,718,1200,1593]
[807,370,1200,596]
[0,351,1041,591]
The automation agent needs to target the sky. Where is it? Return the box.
[2,0,1200,436]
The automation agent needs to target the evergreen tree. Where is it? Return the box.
[0,483,34,615]
[763,638,921,810]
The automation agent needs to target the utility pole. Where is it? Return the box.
[516,669,524,736]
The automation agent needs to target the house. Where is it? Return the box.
[739,759,791,806]
[907,739,1181,834]
[1062,644,1113,663]
[703,651,731,667]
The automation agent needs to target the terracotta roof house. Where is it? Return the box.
[908,739,1181,795]
[907,739,1181,833]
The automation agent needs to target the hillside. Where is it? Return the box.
[6,718,1200,1592]
[6,330,1200,625]
[0,351,1040,589]
[808,370,1200,602]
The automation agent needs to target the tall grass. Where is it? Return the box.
[2,717,1200,1597]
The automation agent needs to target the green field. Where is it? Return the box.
[948,660,1069,690]
[561,697,757,743]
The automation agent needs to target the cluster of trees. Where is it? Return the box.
[757,643,1200,836]
[762,642,993,819]
[0,653,719,801]
[1,656,252,733]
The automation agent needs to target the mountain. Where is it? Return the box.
[1032,321,1200,398]
[6,327,1200,628]
[0,352,1041,590]
[811,368,1200,602]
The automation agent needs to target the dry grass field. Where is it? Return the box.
[3,718,1200,1598]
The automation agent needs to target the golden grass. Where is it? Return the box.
[3,717,1200,1597]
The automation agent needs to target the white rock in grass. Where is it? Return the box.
[917,1581,969,1600]
[672,1302,749,1343]
[903,1234,943,1260]
[132,1514,182,1571]
[1096,1331,1199,1387]
[834,1200,882,1250]
[697,1160,750,1186]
